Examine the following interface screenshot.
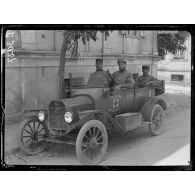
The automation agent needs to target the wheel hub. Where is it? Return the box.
[90,137,98,147]
[31,132,38,140]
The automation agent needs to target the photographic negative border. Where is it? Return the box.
[1,24,194,171]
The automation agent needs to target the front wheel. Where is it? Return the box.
[148,104,165,136]
[76,120,108,165]
[17,118,49,155]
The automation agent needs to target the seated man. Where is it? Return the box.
[112,57,134,90]
[87,58,112,87]
[135,65,160,88]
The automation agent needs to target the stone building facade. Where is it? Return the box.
[157,32,191,85]
[5,30,160,115]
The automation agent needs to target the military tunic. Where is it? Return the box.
[112,70,134,88]
[135,74,158,88]
[87,70,109,87]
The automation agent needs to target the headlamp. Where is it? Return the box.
[38,111,45,121]
[64,111,73,123]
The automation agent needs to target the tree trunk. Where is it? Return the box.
[58,33,71,99]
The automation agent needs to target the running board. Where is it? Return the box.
[43,136,75,145]
[140,121,151,126]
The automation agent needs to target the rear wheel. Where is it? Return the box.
[17,118,49,155]
[148,104,165,136]
[76,120,108,165]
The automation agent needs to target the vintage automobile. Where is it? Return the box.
[17,74,166,165]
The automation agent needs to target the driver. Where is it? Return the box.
[112,57,134,90]
[135,65,160,88]
[87,58,112,87]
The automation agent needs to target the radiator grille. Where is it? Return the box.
[48,106,66,129]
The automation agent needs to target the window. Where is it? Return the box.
[171,74,184,82]
[120,31,144,37]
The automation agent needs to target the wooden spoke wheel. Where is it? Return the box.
[76,120,108,165]
[17,118,49,155]
[149,104,165,136]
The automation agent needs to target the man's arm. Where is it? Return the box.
[146,76,161,86]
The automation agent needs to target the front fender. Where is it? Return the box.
[140,96,167,121]
[76,110,108,128]
[23,110,48,120]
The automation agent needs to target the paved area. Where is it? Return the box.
[4,123,21,155]
[154,143,190,166]
[165,83,191,95]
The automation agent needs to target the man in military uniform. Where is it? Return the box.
[135,65,160,88]
[87,58,111,87]
[112,57,134,90]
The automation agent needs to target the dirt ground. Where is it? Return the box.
[161,93,191,116]
[3,92,191,166]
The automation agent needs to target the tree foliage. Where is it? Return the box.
[62,30,110,59]
[58,30,111,99]
[157,31,188,60]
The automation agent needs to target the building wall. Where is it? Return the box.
[5,30,160,114]
[157,33,191,85]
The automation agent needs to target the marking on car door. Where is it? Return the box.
[113,98,119,108]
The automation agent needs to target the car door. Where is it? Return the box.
[133,87,154,112]
[95,88,135,115]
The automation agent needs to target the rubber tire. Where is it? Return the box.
[148,104,165,136]
[76,120,108,165]
[17,118,49,155]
